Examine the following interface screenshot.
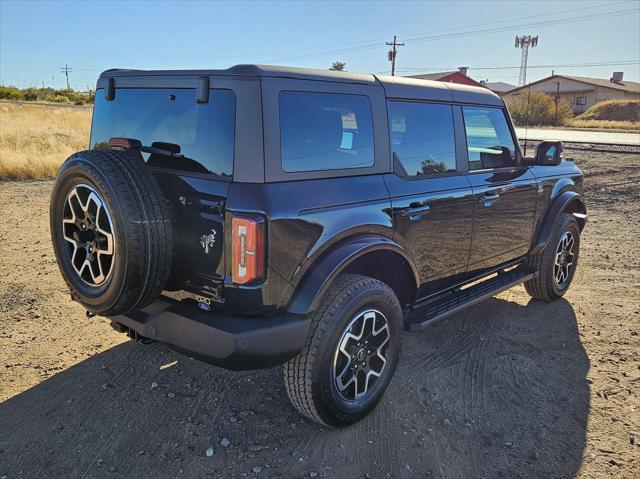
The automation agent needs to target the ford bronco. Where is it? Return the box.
[50,65,586,427]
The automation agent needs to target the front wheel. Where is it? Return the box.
[283,274,402,427]
[525,213,581,301]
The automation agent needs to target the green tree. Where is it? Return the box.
[507,91,573,126]
[329,61,347,71]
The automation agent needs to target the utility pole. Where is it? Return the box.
[386,35,404,76]
[60,64,73,90]
[553,80,561,125]
[514,35,538,86]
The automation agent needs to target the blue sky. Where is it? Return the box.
[1,0,639,90]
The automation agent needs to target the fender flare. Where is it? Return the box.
[530,191,587,255]
[287,234,419,316]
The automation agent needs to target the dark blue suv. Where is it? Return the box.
[50,65,586,427]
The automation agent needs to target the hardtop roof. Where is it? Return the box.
[99,64,503,105]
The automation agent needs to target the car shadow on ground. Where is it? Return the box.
[0,296,589,478]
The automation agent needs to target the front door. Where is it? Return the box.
[461,105,538,270]
[385,100,475,297]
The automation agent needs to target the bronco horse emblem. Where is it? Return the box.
[200,230,217,254]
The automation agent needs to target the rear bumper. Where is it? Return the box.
[110,296,311,371]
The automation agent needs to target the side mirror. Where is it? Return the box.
[534,141,563,166]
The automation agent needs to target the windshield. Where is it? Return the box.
[90,88,235,177]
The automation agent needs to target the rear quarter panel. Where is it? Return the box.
[224,176,394,313]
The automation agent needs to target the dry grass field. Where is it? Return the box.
[567,99,640,131]
[0,102,91,180]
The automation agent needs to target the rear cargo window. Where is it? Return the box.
[90,88,235,177]
[279,91,374,172]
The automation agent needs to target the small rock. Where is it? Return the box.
[310,473,318,478]
[405,464,412,471]
[167,392,175,398]
[138,450,145,456]
[505,441,514,448]
[151,382,158,389]
[221,437,231,448]
[109,466,116,473]
[206,447,214,457]
[443,418,451,426]
[252,466,262,474]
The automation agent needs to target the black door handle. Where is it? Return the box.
[479,193,500,204]
[399,204,431,219]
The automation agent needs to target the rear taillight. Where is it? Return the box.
[231,216,265,285]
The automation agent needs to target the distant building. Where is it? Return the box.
[406,67,483,88]
[501,72,640,114]
[479,80,517,94]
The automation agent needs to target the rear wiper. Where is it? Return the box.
[108,137,184,157]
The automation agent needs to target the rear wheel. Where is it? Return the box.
[283,274,402,427]
[525,213,580,301]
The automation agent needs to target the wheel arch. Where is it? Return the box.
[531,190,587,255]
[287,234,419,316]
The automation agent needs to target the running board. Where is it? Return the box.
[404,266,537,332]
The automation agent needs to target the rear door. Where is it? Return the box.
[90,76,257,295]
[461,105,538,270]
[385,100,475,295]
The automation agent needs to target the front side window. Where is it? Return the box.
[575,96,587,105]
[90,88,235,177]
[279,91,374,172]
[389,101,456,177]
[463,106,516,170]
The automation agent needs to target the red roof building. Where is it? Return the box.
[406,67,484,88]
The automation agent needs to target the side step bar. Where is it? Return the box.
[404,266,537,332]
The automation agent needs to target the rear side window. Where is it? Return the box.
[90,88,235,177]
[389,101,456,177]
[462,106,516,170]
[279,91,374,172]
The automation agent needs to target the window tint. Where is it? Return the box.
[462,106,516,170]
[90,88,235,177]
[279,91,374,172]
[389,101,456,177]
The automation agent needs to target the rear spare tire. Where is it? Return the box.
[50,149,173,316]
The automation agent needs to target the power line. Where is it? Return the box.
[264,7,638,63]
[386,35,405,76]
[395,60,640,73]
[255,1,631,63]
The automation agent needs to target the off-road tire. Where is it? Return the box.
[524,213,580,301]
[50,149,173,316]
[283,274,402,427]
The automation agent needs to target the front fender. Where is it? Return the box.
[531,191,587,255]
[287,234,419,316]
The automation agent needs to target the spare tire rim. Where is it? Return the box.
[332,309,390,401]
[554,231,575,287]
[62,184,115,287]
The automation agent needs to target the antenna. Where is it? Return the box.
[514,35,538,86]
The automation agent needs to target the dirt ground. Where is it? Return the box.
[1,145,639,478]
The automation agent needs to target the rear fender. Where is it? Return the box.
[287,234,419,316]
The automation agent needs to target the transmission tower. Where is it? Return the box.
[514,35,538,86]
